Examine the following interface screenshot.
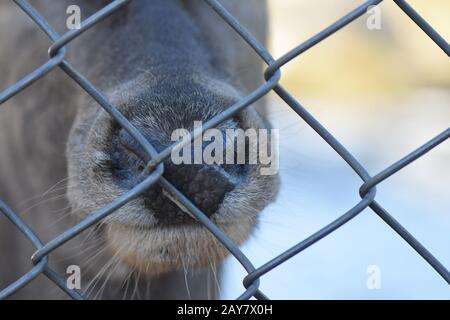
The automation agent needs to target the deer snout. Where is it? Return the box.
[115,127,242,225]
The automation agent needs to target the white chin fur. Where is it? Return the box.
[105,219,256,276]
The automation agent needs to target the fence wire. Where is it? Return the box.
[0,0,449,300]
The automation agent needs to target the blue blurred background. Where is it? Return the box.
[221,0,449,299]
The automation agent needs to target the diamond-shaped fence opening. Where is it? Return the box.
[0,0,449,300]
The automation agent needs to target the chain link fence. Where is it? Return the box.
[0,0,449,300]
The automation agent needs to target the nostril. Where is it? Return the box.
[118,129,151,163]
[118,128,169,168]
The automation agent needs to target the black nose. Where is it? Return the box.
[117,128,235,224]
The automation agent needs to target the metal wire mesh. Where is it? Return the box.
[0,0,449,300]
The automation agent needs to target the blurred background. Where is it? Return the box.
[222,0,450,299]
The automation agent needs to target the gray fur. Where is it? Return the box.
[0,0,278,299]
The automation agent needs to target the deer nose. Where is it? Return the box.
[118,128,235,224]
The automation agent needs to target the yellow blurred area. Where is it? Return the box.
[268,0,450,100]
